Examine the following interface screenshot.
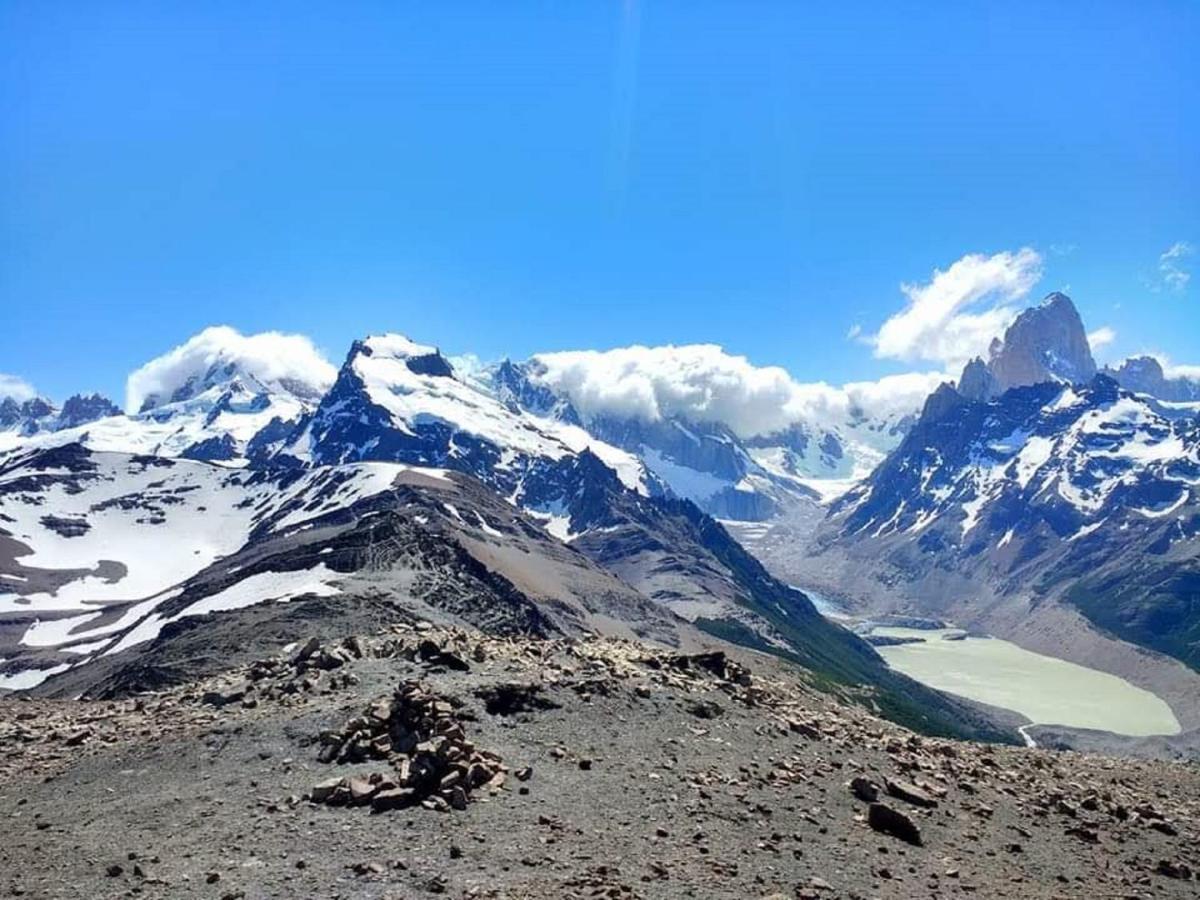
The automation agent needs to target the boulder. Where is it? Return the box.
[867,803,923,846]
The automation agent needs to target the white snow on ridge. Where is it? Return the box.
[1,380,317,462]
[873,385,1200,539]
[639,447,731,502]
[0,454,439,616]
[345,335,650,495]
[103,565,343,656]
[18,590,181,649]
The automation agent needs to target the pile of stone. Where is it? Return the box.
[310,680,505,813]
[199,636,365,709]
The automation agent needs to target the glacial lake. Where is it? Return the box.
[872,627,1181,738]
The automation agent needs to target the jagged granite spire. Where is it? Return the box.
[957,292,1096,397]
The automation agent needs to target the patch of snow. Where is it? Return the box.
[474,513,503,537]
[0,662,71,691]
[638,447,731,502]
[105,565,342,655]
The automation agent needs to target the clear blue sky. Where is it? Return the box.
[2,1,1196,402]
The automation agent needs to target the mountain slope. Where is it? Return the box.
[0,442,684,691]
[809,374,1200,683]
[480,357,912,522]
[0,433,1008,743]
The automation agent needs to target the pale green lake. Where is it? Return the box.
[873,627,1181,738]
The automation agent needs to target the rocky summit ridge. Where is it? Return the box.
[0,619,1196,898]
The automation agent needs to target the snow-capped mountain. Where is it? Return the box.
[2,331,925,717]
[804,295,1200,672]
[833,376,1198,549]
[0,441,675,688]
[282,335,658,516]
[475,357,917,520]
[1,331,334,463]
[0,393,121,446]
[1,377,320,464]
[0,436,994,741]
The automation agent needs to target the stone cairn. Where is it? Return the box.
[310,680,505,813]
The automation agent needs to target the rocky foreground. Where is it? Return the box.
[1,621,1198,899]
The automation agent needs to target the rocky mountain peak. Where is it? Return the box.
[919,381,968,423]
[957,292,1097,399]
[957,357,997,401]
[353,334,455,378]
[989,292,1097,389]
[492,359,580,423]
[58,393,123,429]
[1104,355,1200,402]
[1,393,119,436]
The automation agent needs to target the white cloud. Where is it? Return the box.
[1151,354,1200,382]
[0,374,38,403]
[126,326,337,413]
[531,344,942,438]
[1158,241,1193,292]
[872,248,1043,370]
[1087,326,1116,352]
[786,371,947,426]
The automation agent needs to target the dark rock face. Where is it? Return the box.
[404,352,455,378]
[957,357,997,401]
[745,422,810,456]
[590,415,749,485]
[701,486,778,521]
[182,433,238,461]
[56,394,123,429]
[0,397,35,432]
[957,293,1097,399]
[819,432,844,460]
[246,415,303,462]
[491,360,581,424]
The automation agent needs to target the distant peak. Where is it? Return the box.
[1040,290,1074,308]
[965,291,1096,395]
[128,325,336,413]
[359,333,440,360]
[1104,355,1200,401]
[352,334,455,378]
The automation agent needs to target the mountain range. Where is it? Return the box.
[3,295,1200,751]
[0,327,1010,742]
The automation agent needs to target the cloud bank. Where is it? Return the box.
[126,326,337,413]
[872,248,1044,370]
[0,374,38,403]
[531,344,942,438]
[1087,326,1116,353]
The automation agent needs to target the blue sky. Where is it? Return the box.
[1,1,1196,403]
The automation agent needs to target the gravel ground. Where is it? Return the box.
[2,623,1198,899]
